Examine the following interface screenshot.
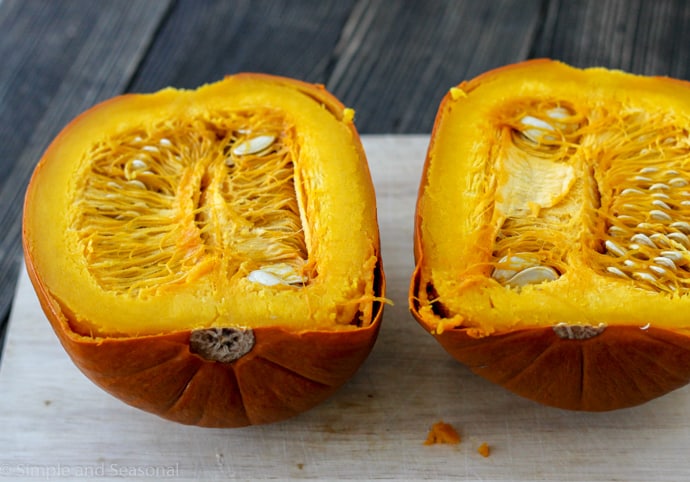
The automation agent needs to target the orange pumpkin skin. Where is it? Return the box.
[28,256,383,426]
[411,289,690,411]
[23,73,384,427]
[410,59,690,411]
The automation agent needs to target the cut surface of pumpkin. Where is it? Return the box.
[416,60,690,335]
[25,76,380,337]
[23,74,384,427]
[411,60,690,410]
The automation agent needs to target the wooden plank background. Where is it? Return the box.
[2,0,690,353]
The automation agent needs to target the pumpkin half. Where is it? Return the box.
[23,73,385,427]
[410,59,690,411]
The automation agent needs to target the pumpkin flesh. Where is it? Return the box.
[411,59,690,410]
[23,74,384,426]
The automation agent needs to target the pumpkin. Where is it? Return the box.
[410,59,690,411]
[23,73,385,427]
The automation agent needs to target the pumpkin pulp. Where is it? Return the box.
[75,108,307,295]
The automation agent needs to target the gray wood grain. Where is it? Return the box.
[0,0,171,333]
[129,0,545,133]
[127,0,356,91]
[532,0,690,77]
[326,0,544,133]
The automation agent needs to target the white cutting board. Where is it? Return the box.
[1,135,690,481]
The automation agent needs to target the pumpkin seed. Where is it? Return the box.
[247,269,284,286]
[633,175,653,183]
[232,134,276,156]
[519,115,556,142]
[650,210,672,221]
[661,250,684,261]
[633,271,657,283]
[649,265,668,276]
[546,107,572,119]
[621,188,644,196]
[505,266,559,287]
[491,254,539,283]
[520,115,554,130]
[608,225,627,236]
[130,159,148,170]
[127,180,147,190]
[667,232,690,248]
[671,221,690,233]
[631,233,656,248]
[247,263,306,287]
[605,240,626,256]
[607,266,628,278]
[649,233,669,247]
[639,167,659,174]
[654,256,677,270]
[669,177,688,187]
[651,199,672,210]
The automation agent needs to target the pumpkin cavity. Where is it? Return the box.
[488,99,690,294]
[70,109,310,296]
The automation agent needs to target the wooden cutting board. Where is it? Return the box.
[1,135,689,481]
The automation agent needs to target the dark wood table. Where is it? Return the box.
[2,0,690,353]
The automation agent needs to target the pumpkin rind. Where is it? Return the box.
[28,256,383,426]
[410,59,690,411]
[23,73,384,427]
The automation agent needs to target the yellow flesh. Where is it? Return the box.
[418,61,690,336]
[25,78,379,337]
